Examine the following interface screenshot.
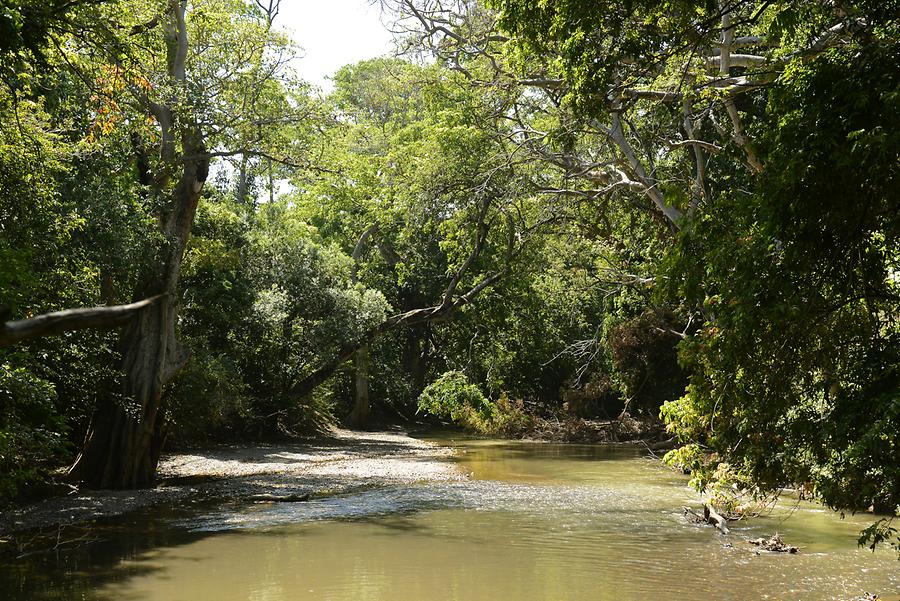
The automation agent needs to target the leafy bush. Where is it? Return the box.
[491,392,534,435]
[417,372,533,435]
[417,371,495,426]
[165,345,250,444]
[0,365,69,503]
[167,197,393,443]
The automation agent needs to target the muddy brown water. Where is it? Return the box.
[2,437,898,600]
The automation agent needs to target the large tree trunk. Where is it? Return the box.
[71,173,203,486]
[69,294,185,488]
[70,123,207,488]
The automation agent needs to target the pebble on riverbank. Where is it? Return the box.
[0,429,464,535]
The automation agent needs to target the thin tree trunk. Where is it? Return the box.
[268,157,274,205]
[403,327,427,395]
[348,225,379,429]
[349,346,370,429]
[236,154,248,204]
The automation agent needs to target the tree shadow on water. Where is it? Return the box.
[0,502,298,601]
[0,482,453,601]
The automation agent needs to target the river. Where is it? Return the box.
[2,437,898,600]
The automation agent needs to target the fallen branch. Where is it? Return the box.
[684,504,731,534]
[645,437,677,451]
[13,524,101,559]
[704,503,731,534]
[247,493,311,503]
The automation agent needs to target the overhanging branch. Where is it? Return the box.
[0,295,168,347]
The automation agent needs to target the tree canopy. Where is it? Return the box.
[1,0,897,555]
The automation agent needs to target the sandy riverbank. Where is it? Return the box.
[0,429,465,534]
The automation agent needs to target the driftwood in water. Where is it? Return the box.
[749,533,798,553]
[703,503,730,534]
[683,504,730,534]
[646,437,677,451]
[248,493,310,503]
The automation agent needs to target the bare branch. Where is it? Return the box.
[729,35,767,48]
[682,99,710,218]
[622,88,682,102]
[440,198,492,310]
[788,17,869,62]
[254,0,280,26]
[718,2,764,174]
[604,114,684,226]
[518,78,564,90]
[667,138,722,154]
[287,263,512,399]
[1,295,168,347]
[704,53,768,69]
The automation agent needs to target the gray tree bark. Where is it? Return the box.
[69,1,208,489]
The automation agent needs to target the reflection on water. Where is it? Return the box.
[2,439,898,601]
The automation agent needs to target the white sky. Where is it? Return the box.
[276,0,396,91]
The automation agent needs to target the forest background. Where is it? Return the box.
[0,0,897,553]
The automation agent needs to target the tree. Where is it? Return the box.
[661,33,900,524]
[294,57,548,424]
[2,0,311,488]
[387,0,900,549]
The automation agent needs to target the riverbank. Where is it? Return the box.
[0,429,464,535]
[0,416,669,537]
[514,411,670,445]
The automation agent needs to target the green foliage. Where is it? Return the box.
[490,392,535,436]
[417,371,533,435]
[300,56,684,423]
[858,513,900,557]
[0,57,152,487]
[2,0,896,571]
[490,0,719,112]
[0,0,99,75]
[490,0,899,554]
[166,345,250,444]
[167,196,391,441]
[0,364,69,503]
[417,371,495,425]
[661,40,900,516]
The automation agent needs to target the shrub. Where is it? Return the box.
[165,345,250,445]
[417,371,495,427]
[491,392,534,435]
[0,364,69,503]
[417,372,534,435]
